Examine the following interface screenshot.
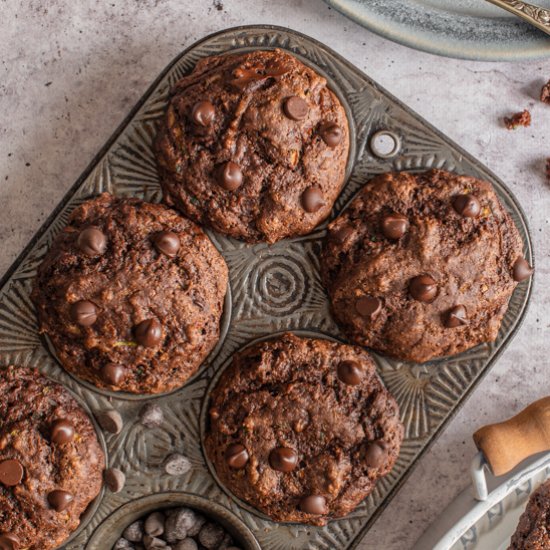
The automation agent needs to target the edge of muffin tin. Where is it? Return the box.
[0,24,534,550]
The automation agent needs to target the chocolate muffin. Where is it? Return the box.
[0,365,104,550]
[509,479,550,549]
[155,48,350,243]
[204,333,403,526]
[321,170,532,363]
[32,193,228,394]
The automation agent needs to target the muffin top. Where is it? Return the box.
[509,480,550,550]
[155,48,350,243]
[321,170,530,363]
[204,333,403,526]
[32,193,228,394]
[0,365,104,550]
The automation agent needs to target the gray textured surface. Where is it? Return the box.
[0,2,548,550]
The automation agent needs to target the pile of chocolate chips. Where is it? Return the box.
[113,506,243,550]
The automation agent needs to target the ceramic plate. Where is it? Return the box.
[0,25,533,550]
[324,0,550,61]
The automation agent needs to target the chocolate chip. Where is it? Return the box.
[225,443,249,469]
[452,194,481,218]
[0,460,23,487]
[331,224,353,243]
[70,300,98,326]
[409,275,438,303]
[218,161,243,191]
[48,490,73,512]
[269,447,298,472]
[364,442,386,468]
[445,305,468,328]
[191,101,215,126]
[0,534,19,550]
[355,296,381,319]
[101,363,126,386]
[301,186,325,213]
[96,409,123,434]
[299,495,327,515]
[198,522,225,549]
[104,467,126,493]
[320,122,342,147]
[139,403,164,428]
[77,227,107,256]
[145,511,166,537]
[123,521,144,542]
[513,257,533,282]
[381,212,409,240]
[153,231,180,258]
[164,453,192,476]
[283,96,308,120]
[337,360,364,386]
[135,318,162,347]
[51,419,75,445]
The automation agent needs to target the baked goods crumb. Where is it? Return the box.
[504,110,531,130]
[541,80,550,104]
[546,158,550,183]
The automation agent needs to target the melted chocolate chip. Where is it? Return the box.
[331,224,354,243]
[134,318,162,347]
[0,534,19,550]
[48,490,73,512]
[218,161,243,191]
[269,447,299,472]
[513,257,533,282]
[0,460,23,487]
[301,186,325,213]
[77,227,107,256]
[355,296,382,319]
[452,194,481,218]
[283,96,308,121]
[364,442,386,468]
[153,231,180,258]
[320,122,342,147]
[101,363,126,386]
[381,213,409,240]
[445,305,468,328]
[191,100,215,126]
[51,419,75,445]
[337,360,364,386]
[70,300,98,326]
[225,444,249,469]
[299,495,327,515]
[409,275,438,303]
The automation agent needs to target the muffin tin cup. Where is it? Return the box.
[86,492,261,550]
[0,25,533,550]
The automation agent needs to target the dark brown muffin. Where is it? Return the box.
[321,170,531,363]
[204,333,403,526]
[155,48,350,243]
[32,193,228,394]
[509,479,550,549]
[0,365,104,550]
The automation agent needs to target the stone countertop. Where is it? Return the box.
[0,2,548,549]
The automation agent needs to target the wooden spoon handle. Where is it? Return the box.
[473,397,550,476]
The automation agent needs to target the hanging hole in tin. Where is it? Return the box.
[370,130,401,159]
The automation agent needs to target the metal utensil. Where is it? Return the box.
[486,0,550,35]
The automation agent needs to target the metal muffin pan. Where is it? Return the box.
[0,25,532,550]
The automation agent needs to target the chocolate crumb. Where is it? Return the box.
[504,110,531,130]
[541,80,550,104]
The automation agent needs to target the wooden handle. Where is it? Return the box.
[473,397,550,476]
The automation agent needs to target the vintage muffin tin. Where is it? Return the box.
[0,25,532,549]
